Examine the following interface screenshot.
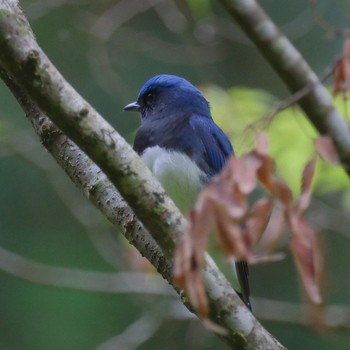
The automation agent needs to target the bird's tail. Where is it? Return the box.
[231,261,252,311]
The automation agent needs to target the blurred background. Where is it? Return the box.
[1,0,350,349]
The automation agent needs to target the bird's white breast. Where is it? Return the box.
[141,146,206,213]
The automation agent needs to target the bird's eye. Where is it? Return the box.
[144,92,154,106]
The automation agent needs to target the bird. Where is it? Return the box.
[124,74,251,310]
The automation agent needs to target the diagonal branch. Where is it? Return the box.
[0,64,171,278]
[0,1,284,349]
[0,1,181,259]
[218,0,350,176]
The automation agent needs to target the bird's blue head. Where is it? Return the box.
[124,74,211,120]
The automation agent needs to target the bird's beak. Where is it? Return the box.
[123,101,141,112]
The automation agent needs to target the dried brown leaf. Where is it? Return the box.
[188,267,208,315]
[256,132,269,155]
[189,203,212,257]
[228,153,261,194]
[274,179,293,206]
[258,204,286,252]
[289,212,322,304]
[343,39,350,77]
[333,39,350,95]
[256,153,275,192]
[314,136,341,166]
[333,57,346,95]
[210,173,248,220]
[234,154,262,194]
[173,132,324,319]
[246,198,273,246]
[223,187,248,220]
[299,157,317,213]
[173,205,213,316]
[216,211,249,261]
[173,228,192,288]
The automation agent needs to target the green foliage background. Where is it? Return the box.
[1,0,350,349]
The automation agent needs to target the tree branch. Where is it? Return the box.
[0,244,171,295]
[0,64,170,278]
[0,1,284,348]
[0,1,181,260]
[218,0,350,175]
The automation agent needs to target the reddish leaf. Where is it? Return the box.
[333,57,346,95]
[315,136,341,166]
[246,198,273,246]
[259,204,286,252]
[333,39,350,95]
[206,181,250,260]
[215,209,249,261]
[173,132,324,320]
[289,211,322,304]
[212,165,249,220]
[227,155,261,194]
[273,179,293,206]
[299,157,317,213]
[256,132,269,155]
[173,227,193,289]
[256,153,275,192]
[189,203,212,257]
[173,206,212,316]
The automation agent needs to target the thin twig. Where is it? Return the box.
[96,314,164,350]
[308,0,350,38]
[0,244,173,295]
[242,58,338,137]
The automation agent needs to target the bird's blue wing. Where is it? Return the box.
[189,115,234,176]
